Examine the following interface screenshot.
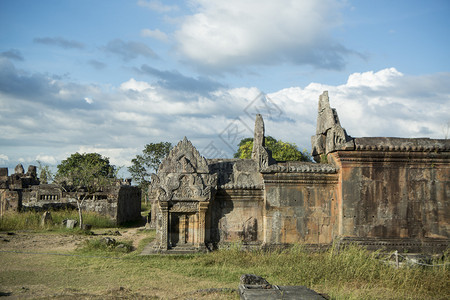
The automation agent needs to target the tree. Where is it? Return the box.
[128,142,173,201]
[234,136,311,162]
[54,152,117,228]
[36,160,53,184]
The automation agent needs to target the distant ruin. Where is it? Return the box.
[0,165,141,225]
[147,91,449,253]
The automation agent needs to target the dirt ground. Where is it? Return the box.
[0,227,148,253]
[0,228,189,299]
[0,229,237,299]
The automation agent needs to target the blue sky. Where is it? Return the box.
[1,0,449,177]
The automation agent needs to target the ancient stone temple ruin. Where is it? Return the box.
[148,91,449,253]
[0,166,141,225]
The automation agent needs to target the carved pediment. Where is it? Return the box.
[158,137,209,174]
[149,137,218,202]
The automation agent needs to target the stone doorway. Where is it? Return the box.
[170,213,196,246]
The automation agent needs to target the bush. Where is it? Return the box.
[78,237,133,253]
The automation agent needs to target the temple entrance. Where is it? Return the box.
[170,212,196,246]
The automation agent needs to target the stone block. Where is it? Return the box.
[65,219,78,229]
[40,211,52,227]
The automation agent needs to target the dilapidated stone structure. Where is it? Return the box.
[148,91,449,253]
[0,166,141,225]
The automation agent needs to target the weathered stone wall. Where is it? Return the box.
[117,185,142,224]
[211,188,264,244]
[0,189,21,213]
[262,164,339,245]
[330,143,450,241]
[208,159,264,245]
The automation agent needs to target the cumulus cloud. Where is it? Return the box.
[0,58,100,109]
[137,0,178,13]
[1,60,449,171]
[35,155,57,165]
[268,68,450,144]
[0,49,24,61]
[136,64,224,93]
[174,0,353,72]
[103,39,158,61]
[33,37,85,49]
[0,154,9,165]
[141,28,169,41]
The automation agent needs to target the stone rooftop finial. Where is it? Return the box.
[252,114,265,158]
[251,114,275,170]
[14,163,25,175]
[27,165,37,178]
[311,91,354,162]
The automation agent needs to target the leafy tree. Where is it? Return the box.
[234,136,311,162]
[54,152,117,228]
[128,142,173,201]
[36,160,53,184]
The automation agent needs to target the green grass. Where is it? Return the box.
[0,210,116,231]
[0,228,448,299]
[78,237,133,254]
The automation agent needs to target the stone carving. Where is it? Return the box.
[149,137,218,202]
[311,91,354,162]
[251,114,275,170]
[158,137,209,174]
[170,201,198,212]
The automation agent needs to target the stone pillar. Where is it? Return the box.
[197,202,209,249]
[159,201,169,250]
[179,214,186,244]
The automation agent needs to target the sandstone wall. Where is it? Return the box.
[262,171,338,245]
[330,141,450,241]
[210,188,264,244]
[117,185,142,224]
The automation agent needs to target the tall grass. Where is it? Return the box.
[138,243,449,299]
[0,210,116,231]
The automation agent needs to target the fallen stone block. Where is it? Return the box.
[65,219,78,229]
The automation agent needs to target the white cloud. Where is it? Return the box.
[137,0,178,13]
[35,154,57,165]
[1,62,449,171]
[120,78,153,92]
[268,68,450,144]
[84,97,93,104]
[0,154,9,165]
[141,28,169,41]
[174,0,350,72]
[345,68,402,88]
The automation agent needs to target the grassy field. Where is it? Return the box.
[0,228,449,299]
[1,209,449,299]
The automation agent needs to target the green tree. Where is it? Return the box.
[234,136,311,162]
[54,152,117,228]
[128,142,173,201]
[36,160,53,184]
